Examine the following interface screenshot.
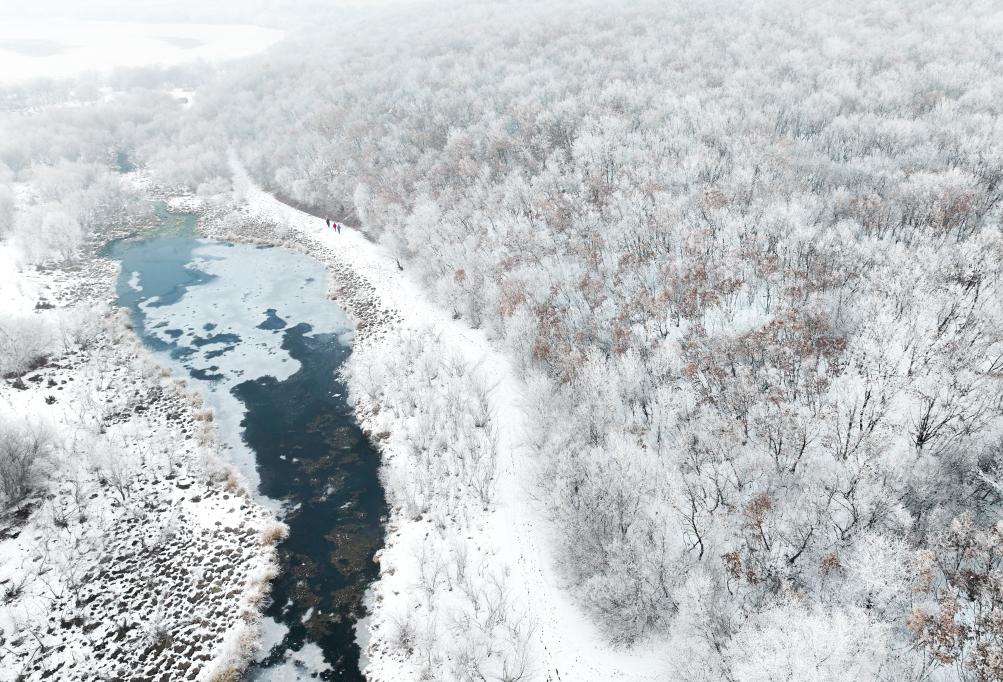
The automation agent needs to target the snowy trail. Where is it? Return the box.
[231,163,667,681]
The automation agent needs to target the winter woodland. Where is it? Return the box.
[2,0,1003,680]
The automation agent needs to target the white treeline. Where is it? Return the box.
[192,0,1003,678]
[347,326,534,681]
[0,83,235,266]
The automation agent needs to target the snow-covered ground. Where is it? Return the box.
[230,163,670,680]
[0,255,283,681]
[0,245,37,313]
[0,20,284,84]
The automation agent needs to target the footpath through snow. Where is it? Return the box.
[230,161,667,681]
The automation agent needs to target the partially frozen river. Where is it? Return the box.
[106,212,386,680]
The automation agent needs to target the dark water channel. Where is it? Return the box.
[106,211,386,680]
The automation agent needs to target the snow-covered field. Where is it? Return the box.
[0,20,284,84]
[229,163,668,680]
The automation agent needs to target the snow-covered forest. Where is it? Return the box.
[3,0,1003,679]
[214,1,1003,678]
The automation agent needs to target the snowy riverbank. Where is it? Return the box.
[0,235,283,680]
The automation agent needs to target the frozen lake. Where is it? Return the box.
[0,20,283,83]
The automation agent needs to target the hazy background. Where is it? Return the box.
[0,0,427,26]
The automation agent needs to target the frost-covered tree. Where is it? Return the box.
[0,420,53,510]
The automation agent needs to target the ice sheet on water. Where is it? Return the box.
[250,617,331,681]
[139,241,354,492]
[254,616,288,662]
